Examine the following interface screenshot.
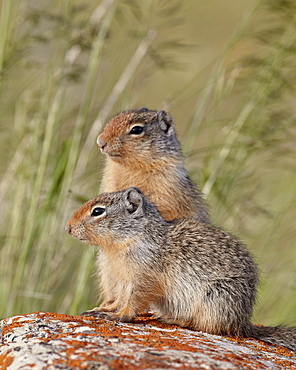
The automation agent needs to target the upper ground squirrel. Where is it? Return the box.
[66,188,296,352]
[96,108,209,310]
[97,108,208,223]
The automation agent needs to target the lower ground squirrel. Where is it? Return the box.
[66,187,296,352]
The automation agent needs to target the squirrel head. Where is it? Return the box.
[97,108,182,169]
[66,187,166,250]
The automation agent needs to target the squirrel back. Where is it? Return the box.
[66,188,296,353]
[97,108,209,223]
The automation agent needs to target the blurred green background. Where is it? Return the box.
[0,0,295,327]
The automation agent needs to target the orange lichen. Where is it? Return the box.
[275,360,296,367]
[0,354,13,370]
[1,312,295,370]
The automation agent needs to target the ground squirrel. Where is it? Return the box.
[96,108,209,310]
[66,188,296,352]
[97,108,208,223]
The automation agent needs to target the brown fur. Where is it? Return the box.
[66,188,296,352]
[97,108,208,221]
[102,158,197,221]
[97,109,209,308]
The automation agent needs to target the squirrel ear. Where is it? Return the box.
[123,187,144,215]
[137,107,149,112]
[157,110,174,134]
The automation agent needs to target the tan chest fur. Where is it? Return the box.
[101,158,194,221]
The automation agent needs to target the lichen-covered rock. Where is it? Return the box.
[0,312,295,369]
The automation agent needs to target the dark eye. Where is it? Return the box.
[91,207,106,217]
[129,125,144,135]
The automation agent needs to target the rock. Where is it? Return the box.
[0,311,295,369]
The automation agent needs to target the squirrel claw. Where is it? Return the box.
[105,313,134,323]
[104,313,117,321]
[80,310,109,318]
[118,315,134,323]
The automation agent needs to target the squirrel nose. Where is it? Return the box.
[97,136,107,150]
[65,224,72,234]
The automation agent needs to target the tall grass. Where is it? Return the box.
[0,0,295,327]
[185,0,296,325]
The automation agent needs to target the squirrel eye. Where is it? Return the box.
[91,207,106,217]
[129,125,144,135]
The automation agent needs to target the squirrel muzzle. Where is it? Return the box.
[97,136,107,153]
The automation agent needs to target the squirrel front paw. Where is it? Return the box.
[80,308,109,318]
[106,312,135,323]
[80,304,118,316]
